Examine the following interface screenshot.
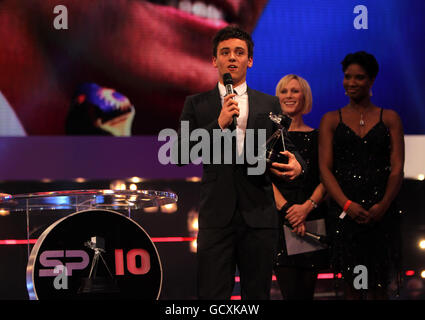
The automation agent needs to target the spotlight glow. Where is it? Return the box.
[143,206,159,213]
[129,184,137,191]
[191,218,199,231]
[161,203,177,214]
[110,180,126,190]
[0,209,10,216]
[190,239,197,253]
[419,240,425,250]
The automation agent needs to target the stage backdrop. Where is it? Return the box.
[0,0,423,136]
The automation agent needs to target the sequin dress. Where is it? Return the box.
[273,130,329,270]
[328,108,401,288]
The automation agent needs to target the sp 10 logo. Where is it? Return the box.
[114,249,151,275]
[39,250,89,277]
[38,249,151,277]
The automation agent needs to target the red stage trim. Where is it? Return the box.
[0,237,196,245]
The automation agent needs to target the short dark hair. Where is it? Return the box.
[341,51,379,79]
[212,25,254,58]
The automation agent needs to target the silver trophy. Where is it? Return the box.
[266,112,292,164]
[78,236,119,294]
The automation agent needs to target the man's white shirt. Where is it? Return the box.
[218,82,248,156]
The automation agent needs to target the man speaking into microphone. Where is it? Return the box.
[176,26,305,300]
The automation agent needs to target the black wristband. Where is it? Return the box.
[279,202,292,214]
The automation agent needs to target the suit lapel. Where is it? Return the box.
[246,87,258,130]
[242,87,259,164]
[207,85,222,122]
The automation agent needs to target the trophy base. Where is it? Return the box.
[78,277,120,295]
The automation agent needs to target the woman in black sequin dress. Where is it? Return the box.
[272,74,329,300]
[319,52,405,299]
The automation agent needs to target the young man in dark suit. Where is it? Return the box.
[177,26,305,299]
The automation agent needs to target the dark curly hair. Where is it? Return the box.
[341,51,379,79]
[212,25,254,58]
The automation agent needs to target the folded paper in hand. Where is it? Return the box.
[284,218,327,255]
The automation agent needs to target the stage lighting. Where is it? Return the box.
[143,206,159,213]
[129,177,143,183]
[418,174,425,181]
[187,209,199,253]
[187,209,199,232]
[160,203,177,214]
[421,270,425,279]
[129,183,137,191]
[419,240,425,250]
[110,180,126,190]
[191,218,199,231]
[0,209,10,216]
[190,239,197,253]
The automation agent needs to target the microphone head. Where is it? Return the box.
[223,73,233,86]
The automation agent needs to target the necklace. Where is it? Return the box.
[350,104,371,127]
[360,113,365,127]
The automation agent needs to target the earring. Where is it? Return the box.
[369,89,373,97]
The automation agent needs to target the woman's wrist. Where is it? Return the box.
[339,199,352,219]
[343,199,352,212]
[300,200,312,215]
[308,198,318,209]
[377,200,390,212]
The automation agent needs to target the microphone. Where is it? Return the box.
[223,73,237,129]
[283,220,330,245]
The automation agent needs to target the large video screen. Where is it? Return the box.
[0,0,424,137]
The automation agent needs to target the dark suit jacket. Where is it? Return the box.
[177,84,304,229]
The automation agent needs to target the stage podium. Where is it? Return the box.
[0,189,177,300]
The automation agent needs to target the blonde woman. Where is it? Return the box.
[272,74,328,300]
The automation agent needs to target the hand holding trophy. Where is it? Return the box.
[266,112,292,165]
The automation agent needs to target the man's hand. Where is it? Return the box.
[218,93,239,129]
[269,151,302,181]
